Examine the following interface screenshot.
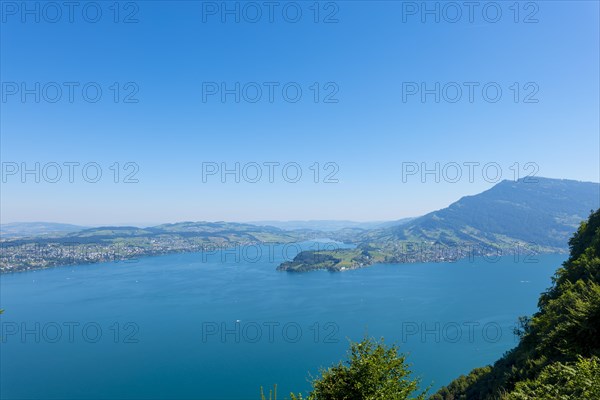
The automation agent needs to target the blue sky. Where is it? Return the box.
[1,1,599,225]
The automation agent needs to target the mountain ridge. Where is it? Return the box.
[279,177,600,272]
[3,177,599,273]
[365,177,599,249]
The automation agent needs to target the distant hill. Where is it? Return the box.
[364,217,417,229]
[0,222,88,238]
[5,178,600,274]
[364,177,600,250]
[0,221,314,273]
[12,221,304,244]
[248,220,396,232]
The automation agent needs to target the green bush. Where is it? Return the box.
[290,336,427,400]
[503,356,600,400]
[433,209,600,399]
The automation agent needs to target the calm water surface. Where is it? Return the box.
[0,243,566,399]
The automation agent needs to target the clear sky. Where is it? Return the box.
[1,1,599,225]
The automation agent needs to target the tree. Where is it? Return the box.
[503,356,600,400]
[292,336,427,400]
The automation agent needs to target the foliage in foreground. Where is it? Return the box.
[265,210,600,399]
[502,356,600,399]
[260,385,278,400]
[432,209,600,399]
[261,336,427,400]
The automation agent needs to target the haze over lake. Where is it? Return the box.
[0,243,566,399]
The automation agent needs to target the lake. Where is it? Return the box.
[0,242,566,399]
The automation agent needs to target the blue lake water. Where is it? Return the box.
[0,243,566,399]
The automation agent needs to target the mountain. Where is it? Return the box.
[4,178,599,274]
[280,178,600,272]
[0,222,88,238]
[364,177,600,250]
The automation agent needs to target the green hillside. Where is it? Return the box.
[431,208,600,399]
[367,177,599,250]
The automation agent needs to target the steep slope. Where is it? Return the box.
[366,177,599,250]
[431,208,600,399]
